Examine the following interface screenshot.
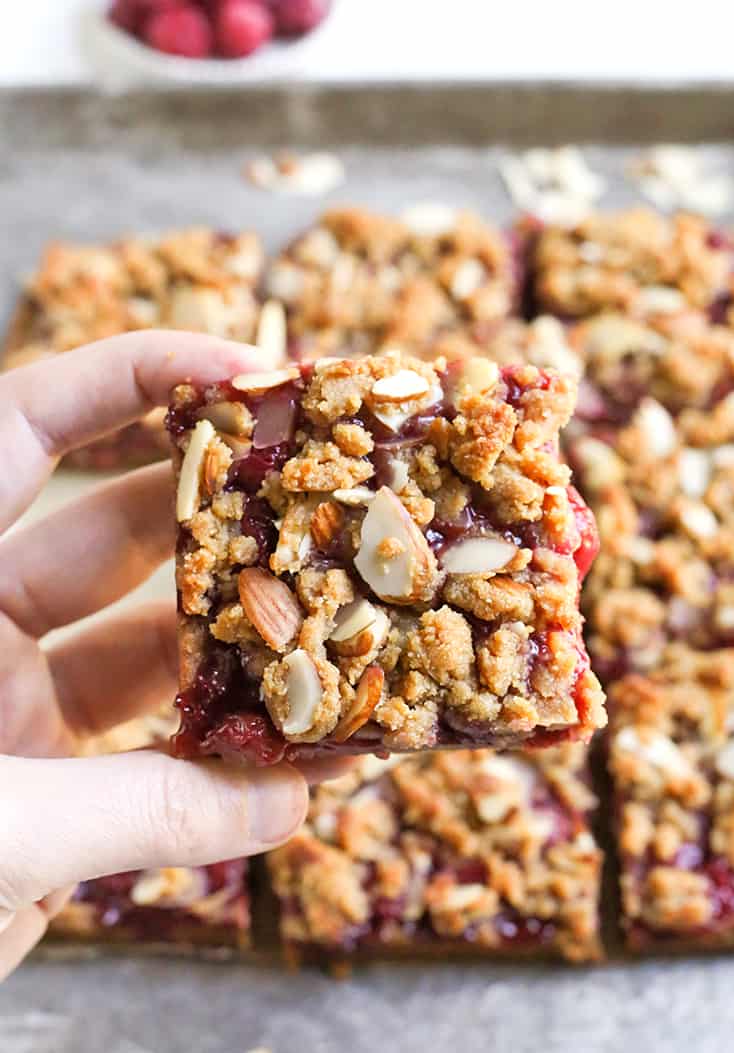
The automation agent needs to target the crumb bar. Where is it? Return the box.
[609,648,734,952]
[526,209,732,322]
[564,313,734,681]
[267,747,602,963]
[4,228,268,469]
[168,350,605,766]
[51,861,250,949]
[265,206,520,362]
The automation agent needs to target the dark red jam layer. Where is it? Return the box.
[72,860,250,940]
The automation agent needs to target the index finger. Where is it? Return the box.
[0,330,266,534]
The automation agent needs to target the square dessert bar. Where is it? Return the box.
[525,208,732,322]
[608,648,734,952]
[52,861,251,949]
[4,228,270,469]
[265,206,520,363]
[168,350,605,766]
[267,746,602,963]
[563,313,734,681]
[51,713,250,949]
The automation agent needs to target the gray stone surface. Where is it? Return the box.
[1,85,734,1053]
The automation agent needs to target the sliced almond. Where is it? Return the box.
[329,598,377,642]
[371,369,431,402]
[332,608,390,657]
[197,400,252,436]
[633,398,677,459]
[440,537,518,575]
[238,567,303,652]
[453,358,499,396]
[385,458,410,493]
[716,740,734,780]
[370,381,442,433]
[218,432,252,458]
[450,258,485,300]
[176,419,215,522]
[231,366,300,394]
[203,444,222,497]
[310,500,344,548]
[333,665,384,743]
[130,867,206,908]
[256,299,287,366]
[282,649,322,736]
[332,486,376,506]
[354,486,438,604]
[401,202,457,237]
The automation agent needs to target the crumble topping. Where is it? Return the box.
[170,350,604,760]
[267,745,602,962]
[609,648,734,939]
[266,206,517,362]
[530,209,731,319]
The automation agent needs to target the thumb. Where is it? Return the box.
[0,751,308,911]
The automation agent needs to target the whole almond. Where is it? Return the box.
[333,665,384,743]
[310,500,344,548]
[238,567,303,652]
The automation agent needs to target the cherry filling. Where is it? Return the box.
[73,860,249,937]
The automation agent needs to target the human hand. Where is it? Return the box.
[0,331,339,980]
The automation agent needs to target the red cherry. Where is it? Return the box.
[214,0,274,58]
[142,4,214,56]
[273,0,330,36]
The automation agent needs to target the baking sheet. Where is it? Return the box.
[2,85,734,1053]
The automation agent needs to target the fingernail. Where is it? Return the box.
[246,767,308,847]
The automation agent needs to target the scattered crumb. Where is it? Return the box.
[245,152,345,196]
[499,146,606,225]
[630,145,734,216]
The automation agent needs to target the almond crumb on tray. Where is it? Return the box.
[168,349,605,765]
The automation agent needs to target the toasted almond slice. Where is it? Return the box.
[238,567,303,652]
[218,432,252,458]
[329,598,377,643]
[332,486,376,506]
[453,358,499,396]
[716,740,734,780]
[371,369,430,402]
[354,486,438,603]
[332,608,390,657]
[385,458,410,492]
[440,537,518,575]
[256,299,287,366]
[401,202,458,237]
[282,649,323,736]
[310,500,344,548]
[130,867,206,908]
[333,665,384,743]
[197,400,252,436]
[450,258,485,300]
[231,367,300,394]
[176,419,215,522]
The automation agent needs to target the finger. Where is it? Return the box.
[0,753,307,909]
[0,464,174,639]
[0,905,48,981]
[0,887,75,983]
[47,601,177,737]
[295,757,357,785]
[0,330,267,534]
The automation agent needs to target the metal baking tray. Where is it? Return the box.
[2,83,734,1053]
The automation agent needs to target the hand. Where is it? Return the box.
[0,332,337,981]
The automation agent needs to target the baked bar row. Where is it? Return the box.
[7,205,733,469]
[51,718,602,963]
